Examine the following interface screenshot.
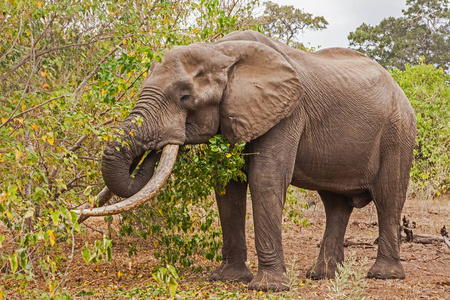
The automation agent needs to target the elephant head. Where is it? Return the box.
[79,32,303,216]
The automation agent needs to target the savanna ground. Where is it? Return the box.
[2,193,448,299]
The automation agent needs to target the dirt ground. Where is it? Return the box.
[2,195,449,299]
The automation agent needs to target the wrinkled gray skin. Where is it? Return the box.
[102,31,416,291]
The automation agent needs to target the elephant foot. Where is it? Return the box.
[209,261,253,283]
[367,258,405,279]
[306,258,339,280]
[248,269,289,292]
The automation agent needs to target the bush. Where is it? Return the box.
[118,135,246,269]
[0,0,260,297]
[391,63,450,197]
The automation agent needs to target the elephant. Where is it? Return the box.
[75,30,416,291]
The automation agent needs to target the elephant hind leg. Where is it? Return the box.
[368,133,413,279]
[307,191,353,280]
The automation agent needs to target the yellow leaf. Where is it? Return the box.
[143,72,147,78]
[36,1,42,7]
[21,105,26,111]
[43,83,50,90]
[0,288,3,300]
[40,71,46,77]
[15,150,21,161]
[117,270,123,277]
[1,117,7,123]
[129,131,134,137]
[226,153,231,158]
[130,91,134,97]
[123,39,126,45]
[26,29,30,36]
[101,89,106,96]
[32,123,39,130]
[47,230,55,247]
[103,136,108,141]
[47,136,54,145]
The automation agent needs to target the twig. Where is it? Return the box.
[0,28,41,129]
[70,35,132,112]
[53,220,76,294]
[1,35,116,82]
[83,223,106,236]
[2,95,67,123]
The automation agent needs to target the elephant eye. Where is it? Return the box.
[180,94,190,101]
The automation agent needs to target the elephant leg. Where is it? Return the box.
[246,117,302,292]
[247,166,290,292]
[307,191,353,279]
[368,150,410,279]
[209,179,253,283]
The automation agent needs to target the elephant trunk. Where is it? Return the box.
[74,86,181,216]
[101,128,161,199]
[73,144,179,216]
[101,90,165,198]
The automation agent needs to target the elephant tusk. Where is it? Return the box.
[72,144,179,216]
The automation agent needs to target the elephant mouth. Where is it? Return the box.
[73,144,179,216]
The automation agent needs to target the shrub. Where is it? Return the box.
[391,63,450,197]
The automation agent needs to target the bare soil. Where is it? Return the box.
[2,195,449,299]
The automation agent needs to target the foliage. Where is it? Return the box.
[151,264,179,299]
[118,135,246,268]
[326,253,368,300]
[391,63,450,196]
[258,1,328,49]
[0,0,259,297]
[283,187,311,229]
[348,0,450,72]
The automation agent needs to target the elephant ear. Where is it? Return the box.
[216,41,303,144]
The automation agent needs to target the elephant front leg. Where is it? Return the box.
[248,181,290,292]
[307,191,353,279]
[209,179,253,283]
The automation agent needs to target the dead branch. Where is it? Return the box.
[343,239,375,248]
[400,233,447,245]
[441,225,450,249]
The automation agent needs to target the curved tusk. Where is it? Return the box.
[73,144,179,217]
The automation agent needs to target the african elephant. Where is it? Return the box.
[76,30,416,291]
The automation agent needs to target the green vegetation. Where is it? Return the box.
[391,62,450,197]
[0,0,449,298]
[349,0,450,72]
[0,0,257,297]
[326,253,368,300]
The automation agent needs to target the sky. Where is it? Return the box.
[272,0,407,49]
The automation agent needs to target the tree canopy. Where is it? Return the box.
[258,1,328,49]
[348,0,450,72]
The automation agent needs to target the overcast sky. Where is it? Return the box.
[272,0,407,49]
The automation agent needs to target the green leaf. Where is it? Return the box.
[82,248,90,265]
[9,253,18,273]
[168,276,178,299]
[51,210,60,226]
